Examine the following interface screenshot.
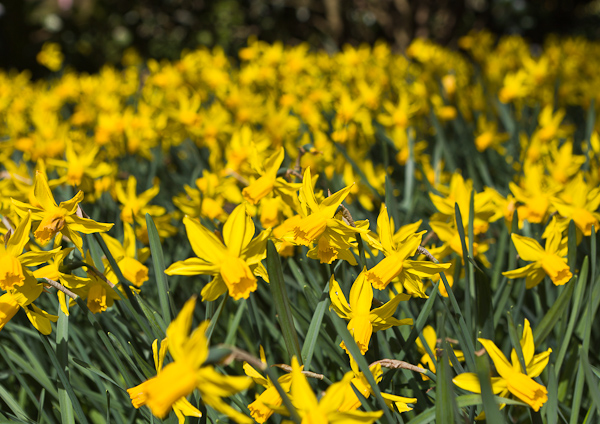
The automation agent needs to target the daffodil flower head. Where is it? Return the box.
[285,167,354,246]
[288,356,383,424]
[503,231,571,288]
[11,171,113,252]
[165,203,269,301]
[128,297,253,422]
[329,273,412,354]
[453,319,551,412]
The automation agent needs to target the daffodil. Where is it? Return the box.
[101,223,150,288]
[429,173,500,235]
[503,231,571,288]
[0,212,60,333]
[551,174,600,236]
[453,319,551,412]
[33,247,90,315]
[364,206,451,295]
[146,338,202,424]
[416,325,464,380]
[329,273,412,354]
[243,346,293,423]
[12,171,113,251]
[242,147,301,205]
[339,358,417,413]
[287,356,383,423]
[115,175,166,226]
[47,139,113,191]
[165,203,269,301]
[128,297,253,422]
[282,167,366,264]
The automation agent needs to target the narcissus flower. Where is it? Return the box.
[365,206,451,296]
[282,167,355,247]
[503,231,571,288]
[242,147,301,205]
[12,171,113,252]
[243,346,293,423]
[330,273,412,354]
[287,356,383,423]
[128,297,253,422]
[339,358,417,413]
[453,319,551,412]
[416,325,464,380]
[165,203,269,301]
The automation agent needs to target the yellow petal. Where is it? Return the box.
[128,361,198,419]
[182,216,226,263]
[33,171,58,210]
[349,271,373,314]
[5,211,32,257]
[329,275,352,320]
[478,338,513,378]
[511,234,544,262]
[291,356,318,409]
[0,293,20,331]
[377,206,395,254]
[223,204,255,256]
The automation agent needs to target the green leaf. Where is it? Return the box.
[546,364,558,424]
[267,240,303,364]
[555,256,588,375]
[533,275,577,346]
[57,304,74,424]
[301,283,330,370]
[407,394,525,424]
[38,333,89,424]
[436,340,457,424]
[146,213,172,324]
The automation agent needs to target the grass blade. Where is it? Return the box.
[267,240,303,364]
[146,213,172,323]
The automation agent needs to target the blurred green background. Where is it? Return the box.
[2,0,600,77]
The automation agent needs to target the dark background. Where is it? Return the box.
[2,0,600,77]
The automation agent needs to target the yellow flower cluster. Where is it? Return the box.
[1,30,599,422]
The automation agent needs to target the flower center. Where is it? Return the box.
[35,209,67,244]
[0,254,26,291]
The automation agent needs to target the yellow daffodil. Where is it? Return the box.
[165,203,269,301]
[503,231,571,288]
[551,174,600,236]
[365,206,451,295]
[147,338,202,424]
[101,223,150,288]
[0,212,60,334]
[287,356,383,423]
[128,297,253,422]
[416,325,464,380]
[429,173,500,235]
[243,346,293,423]
[428,220,492,269]
[281,167,366,264]
[47,139,112,189]
[283,167,354,247]
[339,358,417,413]
[329,273,412,354]
[510,161,561,225]
[33,247,90,315]
[453,319,551,412]
[115,175,166,226]
[242,147,301,205]
[12,171,113,251]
